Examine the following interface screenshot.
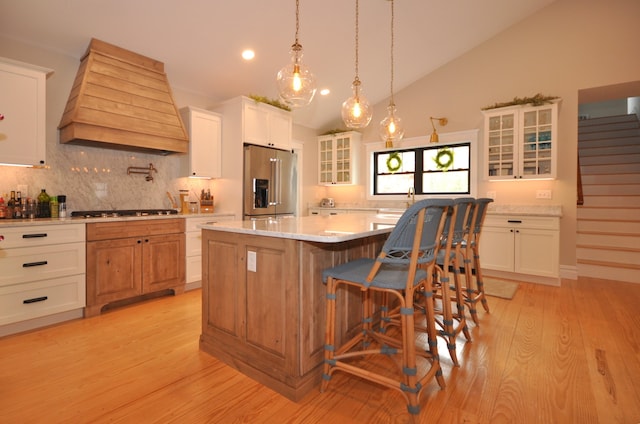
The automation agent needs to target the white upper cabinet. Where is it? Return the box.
[0,57,53,167]
[317,131,361,185]
[242,98,292,150]
[483,101,559,180]
[180,106,222,178]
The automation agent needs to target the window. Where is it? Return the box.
[373,143,471,195]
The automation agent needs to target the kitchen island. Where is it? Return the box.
[199,213,398,401]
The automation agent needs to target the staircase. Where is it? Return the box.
[577,114,640,283]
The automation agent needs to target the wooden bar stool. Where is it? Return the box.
[433,197,474,366]
[321,199,453,422]
[461,197,493,325]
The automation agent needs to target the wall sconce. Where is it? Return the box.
[429,117,448,143]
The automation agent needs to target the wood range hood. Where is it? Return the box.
[58,38,188,155]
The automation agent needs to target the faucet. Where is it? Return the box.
[407,187,415,208]
[127,163,157,182]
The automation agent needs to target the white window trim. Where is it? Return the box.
[365,129,479,201]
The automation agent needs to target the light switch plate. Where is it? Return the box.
[247,251,256,272]
[486,191,496,200]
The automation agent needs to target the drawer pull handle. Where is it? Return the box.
[23,296,48,304]
[507,220,522,224]
[23,261,48,268]
[22,233,48,239]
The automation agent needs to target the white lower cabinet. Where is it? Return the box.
[185,215,235,288]
[479,214,559,283]
[0,223,86,332]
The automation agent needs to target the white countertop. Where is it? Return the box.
[310,203,563,218]
[200,213,399,243]
[487,204,562,217]
[0,212,235,228]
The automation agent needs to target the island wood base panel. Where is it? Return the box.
[199,334,320,402]
[199,229,387,401]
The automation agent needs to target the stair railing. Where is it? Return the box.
[577,155,584,205]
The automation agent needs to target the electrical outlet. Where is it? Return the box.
[247,251,257,272]
[536,189,552,199]
[17,184,28,196]
[486,191,496,200]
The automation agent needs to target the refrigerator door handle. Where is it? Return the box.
[275,158,282,205]
[269,157,277,206]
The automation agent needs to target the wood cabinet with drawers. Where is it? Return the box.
[86,218,186,316]
[0,223,86,330]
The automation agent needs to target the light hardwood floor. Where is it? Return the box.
[1,277,639,424]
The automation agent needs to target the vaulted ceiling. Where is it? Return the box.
[0,0,557,130]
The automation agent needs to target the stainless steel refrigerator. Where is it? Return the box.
[243,144,297,219]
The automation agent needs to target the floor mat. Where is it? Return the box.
[481,277,519,299]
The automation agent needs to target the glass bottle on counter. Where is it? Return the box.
[0,195,6,219]
[37,189,50,218]
[7,191,16,219]
[26,199,36,219]
[58,195,67,218]
[14,191,23,219]
[50,196,59,218]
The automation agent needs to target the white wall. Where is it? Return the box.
[320,0,640,272]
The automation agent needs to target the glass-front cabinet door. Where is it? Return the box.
[317,131,361,185]
[335,135,351,183]
[319,137,334,184]
[487,112,515,178]
[483,102,558,180]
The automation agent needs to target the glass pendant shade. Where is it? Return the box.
[341,79,372,128]
[277,43,316,108]
[379,103,404,147]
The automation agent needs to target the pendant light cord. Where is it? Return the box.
[294,0,300,46]
[354,0,360,82]
[389,0,395,105]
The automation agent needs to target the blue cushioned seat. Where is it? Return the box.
[322,258,428,290]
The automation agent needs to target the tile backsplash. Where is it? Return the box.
[0,140,213,212]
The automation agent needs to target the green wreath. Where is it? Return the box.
[434,148,454,171]
[386,152,402,173]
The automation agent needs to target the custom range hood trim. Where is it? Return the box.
[58,38,188,155]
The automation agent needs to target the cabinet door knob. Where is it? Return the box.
[137,240,142,244]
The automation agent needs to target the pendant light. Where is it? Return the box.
[341,0,372,128]
[276,0,317,108]
[379,0,404,148]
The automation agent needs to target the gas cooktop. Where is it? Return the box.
[70,209,178,218]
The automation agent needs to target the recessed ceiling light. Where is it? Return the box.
[242,49,255,60]
[320,88,330,96]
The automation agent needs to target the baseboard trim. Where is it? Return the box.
[0,308,84,338]
[560,265,578,280]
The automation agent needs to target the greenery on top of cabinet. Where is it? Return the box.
[482,93,559,110]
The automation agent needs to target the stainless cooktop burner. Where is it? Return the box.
[70,209,178,218]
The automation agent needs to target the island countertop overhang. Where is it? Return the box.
[199,213,399,243]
